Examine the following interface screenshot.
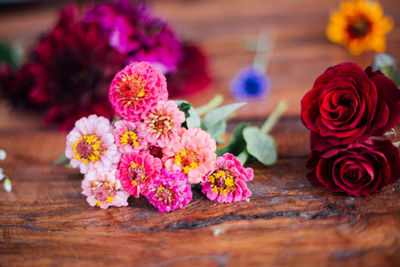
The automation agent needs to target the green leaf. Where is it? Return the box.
[243,126,277,166]
[54,155,69,165]
[216,123,249,156]
[372,54,400,86]
[201,103,246,131]
[206,120,226,139]
[175,100,201,128]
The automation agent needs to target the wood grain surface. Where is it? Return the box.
[1,0,400,266]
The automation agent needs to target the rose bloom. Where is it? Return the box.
[306,138,400,197]
[82,167,130,209]
[117,151,162,198]
[162,127,217,184]
[65,115,120,174]
[146,168,192,213]
[202,153,254,203]
[109,61,168,122]
[301,62,400,152]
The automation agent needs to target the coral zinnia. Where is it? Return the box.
[201,153,254,203]
[113,120,147,154]
[146,168,192,213]
[82,167,130,209]
[65,115,120,174]
[326,0,393,55]
[117,151,162,198]
[162,127,217,184]
[3,5,126,131]
[109,61,168,121]
[142,100,185,148]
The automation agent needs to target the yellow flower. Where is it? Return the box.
[326,0,393,55]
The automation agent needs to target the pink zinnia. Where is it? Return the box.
[142,100,185,148]
[201,153,254,203]
[113,120,147,154]
[146,168,192,213]
[65,114,120,174]
[117,151,162,198]
[81,167,130,209]
[109,61,168,121]
[162,127,217,184]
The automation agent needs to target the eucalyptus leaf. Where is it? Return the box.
[216,123,249,156]
[243,126,277,166]
[175,100,201,128]
[201,103,246,131]
[206,119,226,139]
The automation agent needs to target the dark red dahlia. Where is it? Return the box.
[166,43,212,97]
[1,5,125,131]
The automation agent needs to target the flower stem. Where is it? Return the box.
[196,94,224,116]
[260,101,288,135]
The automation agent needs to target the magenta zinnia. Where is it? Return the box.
[117,151,162,198]
[146,168,192,212]
[109,61,168,121]
[162,127,217,184]
[201,153,254,203]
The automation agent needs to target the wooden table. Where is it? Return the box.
[1,0,400,266]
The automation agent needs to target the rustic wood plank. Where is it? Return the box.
[1,0,400,265]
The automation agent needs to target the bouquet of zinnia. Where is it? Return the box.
[65,61,254,212]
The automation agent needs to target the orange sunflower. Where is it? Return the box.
[326,0,393,55]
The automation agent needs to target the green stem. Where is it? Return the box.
[196,94,224,116]
[260,101,288,135]
[237,150,249,165]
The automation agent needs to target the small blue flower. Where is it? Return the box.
[230,66,270,101]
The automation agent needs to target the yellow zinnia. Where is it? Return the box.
[326,0,393,55]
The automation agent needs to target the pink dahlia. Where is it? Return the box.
[109,61,168,121]
[201,153,254,203]
[142,100,185,148]
[146,168,192,212]
[117,151,162,198]
[162,127,217,184]
[113,120,147,154]
[65,114,120,174]
[82,167,130,209]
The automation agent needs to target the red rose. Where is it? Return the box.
[301,62,400,151]
[306,138,400,197]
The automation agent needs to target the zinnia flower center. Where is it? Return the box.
[91,180,115,207]
[120,130,139,147]
[155,184,174,205]
[72,134,106,164]
[174,149,200,174]
[347,17,371,38]
[128,162,147,186]
[147,113,173,137]
[117,74,148,107]
[209,168,236,195]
